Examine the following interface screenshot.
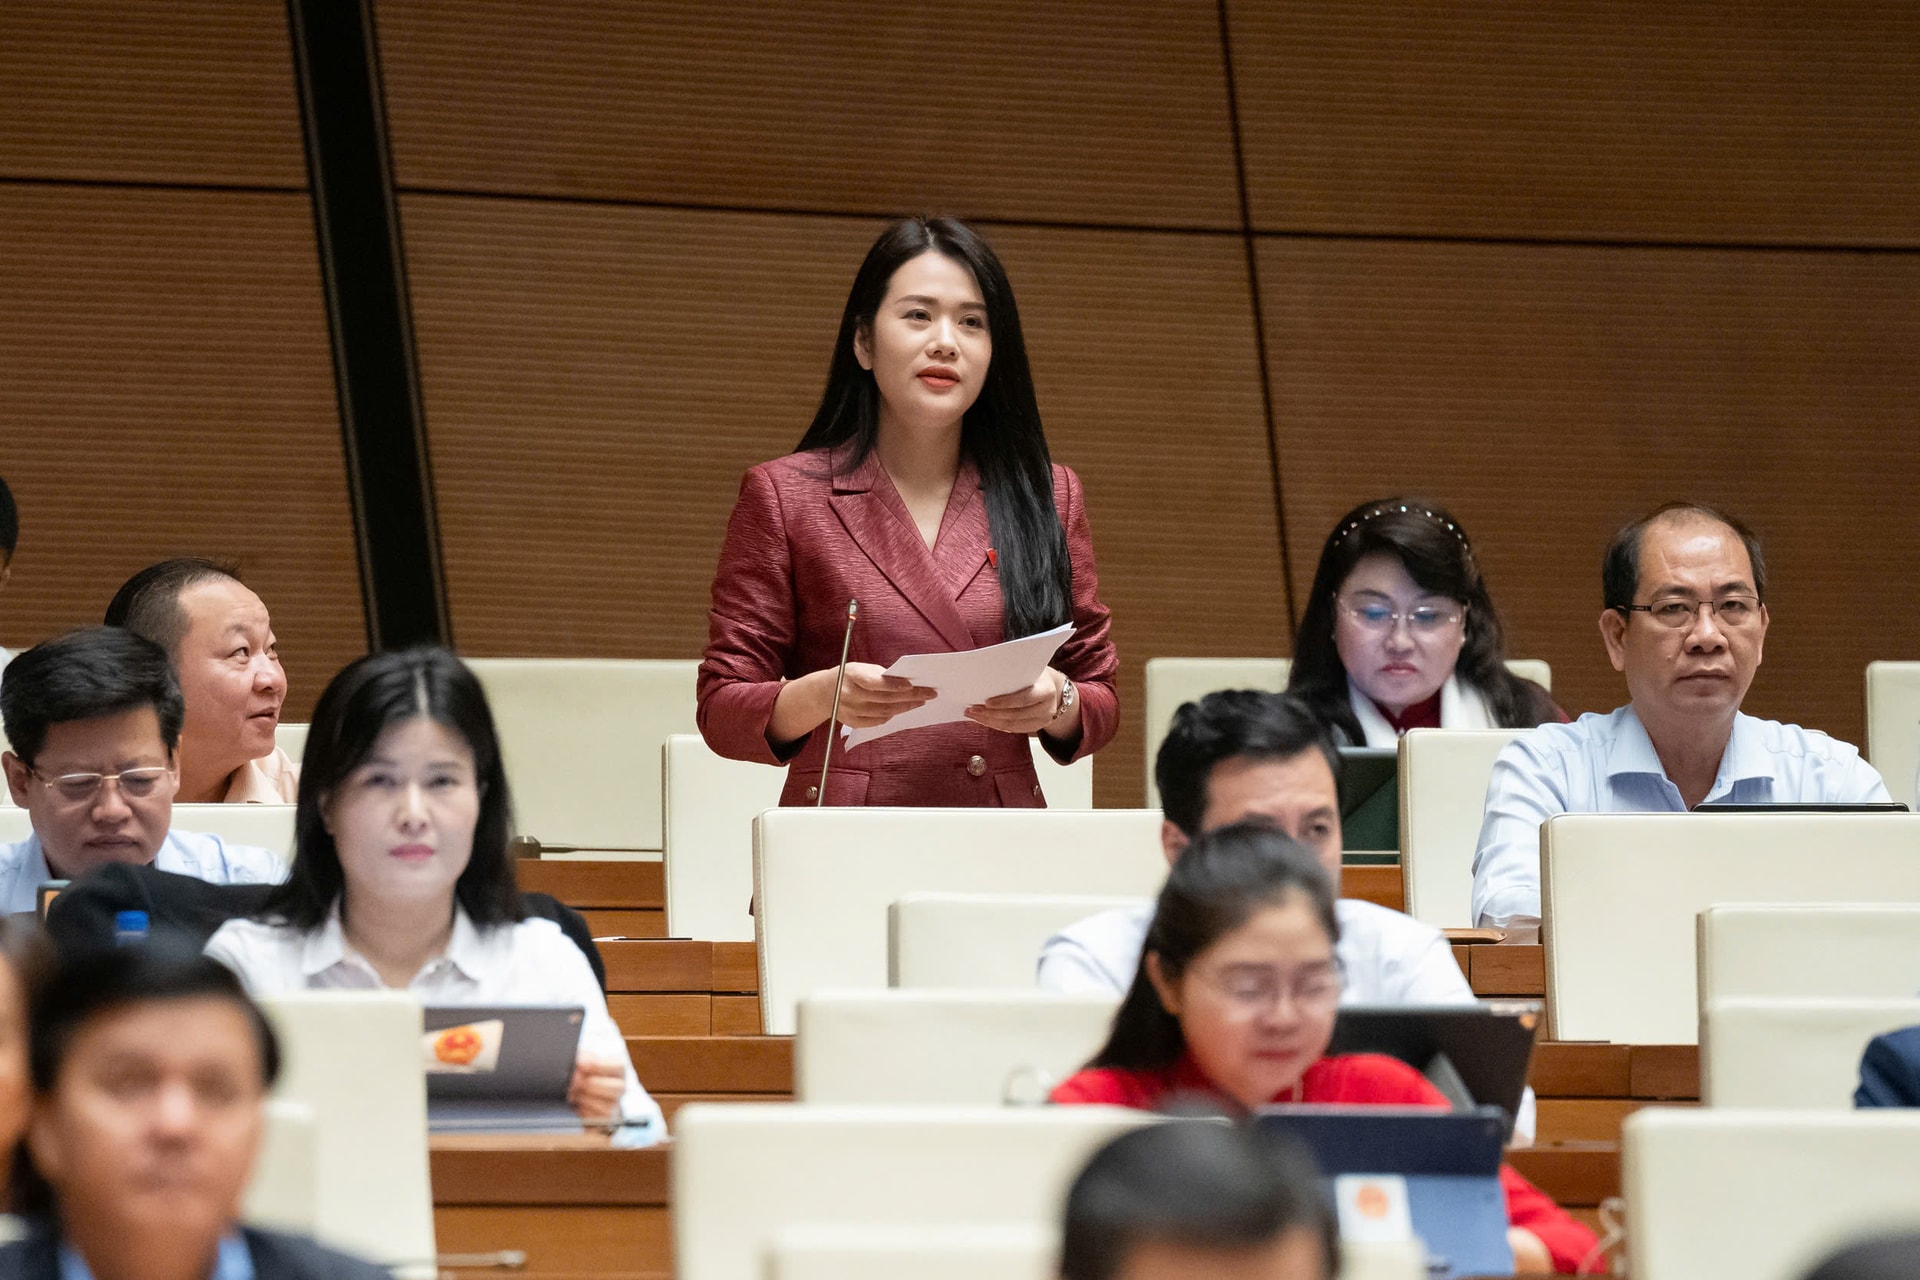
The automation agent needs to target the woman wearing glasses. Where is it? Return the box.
[1288,498,1564,746]
[1051,823,1596,1274]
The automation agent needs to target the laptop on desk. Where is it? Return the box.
[424,1004,586,1134]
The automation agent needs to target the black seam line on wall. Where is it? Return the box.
[287,0,451,652]
[0,175,306,197]
[388,183,1920,256]
[1215,0,1297,635]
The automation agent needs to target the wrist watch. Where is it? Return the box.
[1052,677,1077,722]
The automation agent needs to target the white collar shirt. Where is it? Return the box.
[1470,704,1891,926]
[1035,896,1535,1141]
[0,828,287,916]
[204,905,664,1134]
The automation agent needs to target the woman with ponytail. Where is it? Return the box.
[1051,822,1595,1274]
[697,218,1117,806]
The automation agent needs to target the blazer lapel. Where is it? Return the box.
[939,462,994,600]
[827,454,978,651]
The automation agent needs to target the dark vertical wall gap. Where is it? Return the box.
[1214,0,1298,636]
[286,0,451,651]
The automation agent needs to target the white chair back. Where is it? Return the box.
[172,803,296,861]
[274,721,309,766]
[664,735,1094,944]
[258,991,435,1271]
[663,734,785,942]
[242,1099,319,1234]
[795,990,1119,1104]
[1866,661,1920,809]
[890,892,1153,989]
[672,1103,1157,1280]
[1142,657,1551,807]
[467,657,698,852]
[769,1225,1056,1280]
[1702,997,1920,1109]
[1541,813,1920,1043]
[0,809,28,844]
[1624,1109,1920,1280]
[1398,728,1524,928]
[755,808,1166,1033]
[1143,658,1289,806]
[1698,904,1920,1007]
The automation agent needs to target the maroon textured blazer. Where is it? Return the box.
[697,448,1119,807]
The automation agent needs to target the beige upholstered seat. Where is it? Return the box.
[1398,728,1524,928]
[257,991,436,1275]
[1697,903,1920,1008]
[754,808,1165,1033]
[243,1100,319,1235]
[1866,660,1920,809]
[664,735,1095,944]
[1625,1109,1920,1280]
[0,802,294,863]
[467,657,699,854]
[672,1103,1156,1280]
[1702,996,1920,1108]
[767,1224,1056,1280]
[889,891,1153,989]
[273,720,309,765]
[1541,812,1920,1043]
[794,989,1118,1104]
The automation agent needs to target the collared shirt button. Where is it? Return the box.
[966,755,988,777]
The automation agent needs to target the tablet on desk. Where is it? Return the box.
[423,1004,585,1134]
[1338,746,1399,852]
[1693,801,1909,813]
[1256,1106,1514,1278]
[1326,1003,1541,1140]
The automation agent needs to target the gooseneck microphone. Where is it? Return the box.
[816,598,859,807]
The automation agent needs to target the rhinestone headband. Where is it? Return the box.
[1333,503,1474,558]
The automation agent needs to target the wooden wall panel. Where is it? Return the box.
[0,186,364,719]
[404,198,1278,804]
[0,2,305,187]
[375,0,1240,229]
[1227,2,1920,244]
[1257,236,1920,752]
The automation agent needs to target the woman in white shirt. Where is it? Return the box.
[205,647,662,1133]
[1288,497,1565,747]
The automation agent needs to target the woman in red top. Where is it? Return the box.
[1050,823,1596,1274]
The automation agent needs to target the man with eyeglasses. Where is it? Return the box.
[1470,502,1890,931]
[0,628,284,914]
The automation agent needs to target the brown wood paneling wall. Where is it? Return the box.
[0,3,306,188]
[1258,236,1920,746]
[1227,2,1920,245]
[2,202,360,717]
[375,0,1241,229]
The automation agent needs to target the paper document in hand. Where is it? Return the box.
[843,623,1074,748]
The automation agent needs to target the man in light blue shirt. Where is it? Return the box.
[1471,503,1890,927]
[0,628,284,915]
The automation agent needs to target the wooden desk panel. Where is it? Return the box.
[1469,946,1544,996]
[1343,865,1404,912]
[581,909,665,939]
[519,860,664,908]
[1508,1143,1617,1208]
[602,941,714,993]
[608,995,712,1037]
[436,1206,668,1280]
[626,1036,794,1094]
[1630,1045,1700,1100]
[712,942,759,993]
[1529,1044,1631,1098]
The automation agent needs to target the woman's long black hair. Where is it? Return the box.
[260,647,523,932]
[1287,496,1557,743]
[1086,822,1339,1074]
[796,216,1071,640]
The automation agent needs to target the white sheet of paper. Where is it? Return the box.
[842,623,1074,749]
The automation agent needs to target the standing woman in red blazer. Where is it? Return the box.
[698,217,1118,807]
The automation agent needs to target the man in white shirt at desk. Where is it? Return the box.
[1471,503,1891,930]
[0,628,285,914]
[1037,689,1538,1142]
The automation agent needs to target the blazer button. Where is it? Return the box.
[966,755,988,777]
[805,784,820,800]
[1032,784,1042,798]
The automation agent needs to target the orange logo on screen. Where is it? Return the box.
[1354,1182,1393,1220]
[433,1026,483,1066]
